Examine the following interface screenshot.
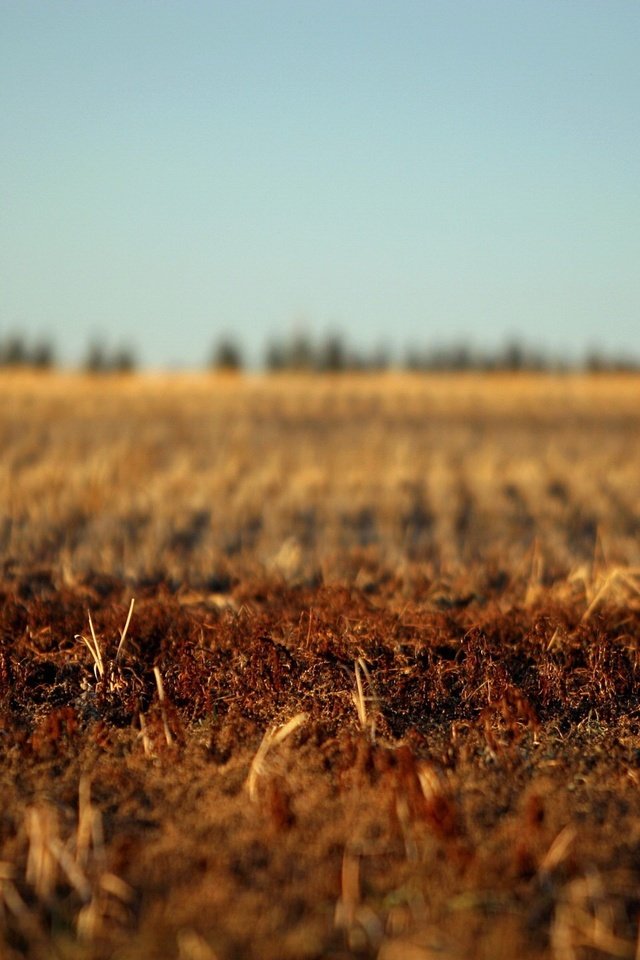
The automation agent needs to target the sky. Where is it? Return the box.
[1,1,639,368]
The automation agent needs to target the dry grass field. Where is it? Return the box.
[2,370,640,959]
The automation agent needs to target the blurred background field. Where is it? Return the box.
[4,371,640,592]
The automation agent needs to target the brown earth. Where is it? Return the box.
[2,372,640,959]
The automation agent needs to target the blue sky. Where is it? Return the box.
[2,1,639,367]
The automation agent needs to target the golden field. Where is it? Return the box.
[4,370,640,588]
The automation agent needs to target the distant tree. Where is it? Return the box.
[111,346,137,373]
[585,350,607,373]
[404,345,425,372]
[211,336,244,372]
[347,349,367,371]
[501,340,525,371]
[319,333,346,372]
[0,334,57,370]
[0,335,28,366]
[611,355,638,373]
[265,332,317,371]
[288,332,315,371]
[31,339,55,369]
[369,344,391,372]
[527,350,547,372]
[478,350,497,372]
[84,341,109,374]
[83,341,136,374]
[454,344,475,371]
[424,345,447,371]
[265,338,287,371]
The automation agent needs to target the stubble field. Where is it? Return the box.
[2,371,640,960]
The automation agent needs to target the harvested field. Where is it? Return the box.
[2,371,640,959]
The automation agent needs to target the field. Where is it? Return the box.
[2,371,640,960]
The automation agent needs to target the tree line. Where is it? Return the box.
[0,335,137,373]
[1,330,638,374]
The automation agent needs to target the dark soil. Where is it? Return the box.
[1,571,640,959]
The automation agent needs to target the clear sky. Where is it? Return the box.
[2,1,639,368]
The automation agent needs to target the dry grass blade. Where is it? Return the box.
[138,712,152,757]
[47,838,92,902]
[0,859,46,947]
[25,803,92,904]
[353,660,367,729]
[87,611,104,676]
[335,849,360,933]
[153,666,166,702]
[76,870,135,942]
[334,848,383,951]
[551,873,637,960]
[116,597,135,659]
[245,712,308,801]
[25,805,59,903]
[76,610,104,681]
[177,927,221,960]
[153,666,173,746]
[76,599,136,681]
[539,825,576,878]
[524,537,544,605]
[99,872,134,903]
[269,711,309,747]
[351,657,379,741]
[76,778,104,870]
[581,567,640,622]
[22,781,133,946]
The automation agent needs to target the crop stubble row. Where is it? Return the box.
[3,372,640,586]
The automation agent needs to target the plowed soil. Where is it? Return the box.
[2,373,640,960]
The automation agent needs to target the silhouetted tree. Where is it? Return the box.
[369,344,391,372]
[319,334,346,372]
[111,346,137,373]
[0,335,28,366]
[585,350,604,373]
[265,338,286,371]
[404,345,426,371]
[211,336,243,372]
[288,332,315,371]
[501,340,525,371]
[83,341,137,374]
[31,339,55,369]
[84,341,109,374]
